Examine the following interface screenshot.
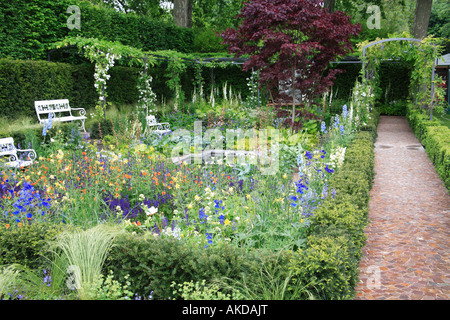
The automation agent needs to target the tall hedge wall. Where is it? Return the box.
[0,58,253,119]
[0,0,194,61]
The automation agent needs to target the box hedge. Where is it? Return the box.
[289,117,378,300]
[407,104,450,191]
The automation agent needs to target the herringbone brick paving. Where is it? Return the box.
[354,116,450,300]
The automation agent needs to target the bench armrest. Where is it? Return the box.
[70,108,87,116]
[16,149,37,160]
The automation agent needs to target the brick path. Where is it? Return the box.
[354,116,450,300]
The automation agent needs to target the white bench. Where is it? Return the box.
[144,115,171,137]
[35,99,87,132]
[0,137,37,169]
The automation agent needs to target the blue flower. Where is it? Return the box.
[290,195,298,201]
[199,208,207,223]
[342,104,348,119]
[47,112,53,130]
[305,151,313,160]
[325,165,334,174]
[321,121,327,133]
[340,125,344,136]
[42,121,48,136]
[297,155,304,166]
[205,232,213,248]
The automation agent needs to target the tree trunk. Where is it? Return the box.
[323,0,335,13]
[173,0,192,28]
[412,0,433,39]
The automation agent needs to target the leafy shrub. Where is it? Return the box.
[423,125,450,190]
[0,0,194,61]
[106,233,293,300]
[289,120,377,300]
[407,104,450,191]
[290,233,359,300]
[0,222,74,271]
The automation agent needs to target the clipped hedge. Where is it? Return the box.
[0,59,96,119]
[105,235,292,300]
[289,115,378,300]
[407,104,450,191]
[0,0,194,61]
[0,223,75,271]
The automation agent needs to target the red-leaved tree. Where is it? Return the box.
[220,0,360,129]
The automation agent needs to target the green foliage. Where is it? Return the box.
[171,279,243,300]
[83,270,134,300]
[407,104,450,191]
[289,123,378,300]
[290,233,359,300]
[0,222,74,271]
[192,28,227,53]
[106,234,279,299]
[0,0,194,61]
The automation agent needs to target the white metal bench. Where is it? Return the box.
[0,137,37,169]
[144,115,171,137]
[35,99,87,132]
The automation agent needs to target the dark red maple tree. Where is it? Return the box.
[220,0,361,129]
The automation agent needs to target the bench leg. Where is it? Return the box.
[79,119,86,132]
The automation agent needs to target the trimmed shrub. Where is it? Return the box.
[289,118,377,300]
[0,222,75,271]
[406,104,450,191]
[105,234,277,299]
[0,0,194,61]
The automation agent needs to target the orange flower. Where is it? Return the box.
[18,222,22,227]
[136,221,141,226]
[5,224,10,229]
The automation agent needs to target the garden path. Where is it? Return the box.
[354,116,450,300]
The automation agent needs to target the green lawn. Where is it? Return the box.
[437,111,450,129]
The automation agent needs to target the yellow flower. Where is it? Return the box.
[246,194,251,200]
[224,219,231,226]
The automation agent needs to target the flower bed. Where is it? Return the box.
[0,95,378,299]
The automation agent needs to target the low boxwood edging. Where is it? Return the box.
[406,104,450,191]
[289,119,377,300]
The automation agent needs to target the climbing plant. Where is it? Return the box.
[53,37,153,119]
[52,36,253,117]
[357,33,446,120]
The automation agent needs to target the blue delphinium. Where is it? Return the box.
[321,121,327,133]
[199,207,207,224]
